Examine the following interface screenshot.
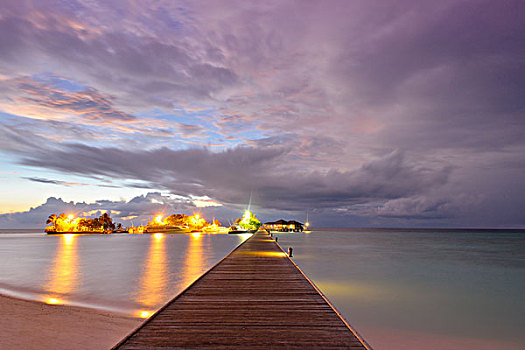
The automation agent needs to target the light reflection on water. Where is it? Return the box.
[44,234,79,305]
[181,231,204,287]
[0,232,245,316]
[135,233,168,309]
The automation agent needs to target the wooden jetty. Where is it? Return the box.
[113,231,370,349]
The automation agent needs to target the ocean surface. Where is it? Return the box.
[275,228,525,350]
[0,230,250,317]
[1,228,524,350]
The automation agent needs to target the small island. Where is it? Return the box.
[142,213,212,233]
[140,210,262,234]
[45,213,122,234]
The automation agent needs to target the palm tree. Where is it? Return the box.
[45,214,58,232]
[46,214,57,225]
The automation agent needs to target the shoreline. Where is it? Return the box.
[0,293,141,350]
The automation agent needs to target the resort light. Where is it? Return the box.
[305,221,310,227]
[139,311,150,318]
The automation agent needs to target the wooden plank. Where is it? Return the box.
[113,231,371,349]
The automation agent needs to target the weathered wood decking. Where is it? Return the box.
[113,231,370,349]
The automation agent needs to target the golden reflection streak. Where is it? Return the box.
[239,251,287,257]
[135,233,168,308]
[181,233,204,287]
[45,234,79,304]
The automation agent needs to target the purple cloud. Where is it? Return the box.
[22,177,90,187]
[0,0,524,227]
[16,142,452,216]
[16,76,136,122]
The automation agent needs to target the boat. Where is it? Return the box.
[111,229,128,234]
[228,225,249,234]
[202,225,229,234]
[304,211,311,232]
[228,225,257,234]
[144,225,191,233]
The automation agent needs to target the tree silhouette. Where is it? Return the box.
[46,214,57,225]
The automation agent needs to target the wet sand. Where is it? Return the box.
[0,294,141,350]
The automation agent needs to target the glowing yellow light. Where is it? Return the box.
[305,221,310,227]
[191,232,201,238]
[47,298,60,305]
[63,233,75,245]
[240,251,287,257]
[195,214,200,220]
[139,311,150,318]
[154,233,163,240]
[154,215,163,224]
[67,214,74,221]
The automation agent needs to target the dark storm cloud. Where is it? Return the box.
[20,144,288,194]
[18,142,452,216]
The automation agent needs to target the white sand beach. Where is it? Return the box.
[0,294,141,350]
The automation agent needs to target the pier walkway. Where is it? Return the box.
[113,231,370,349]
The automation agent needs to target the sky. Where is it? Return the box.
[0,0,524,228]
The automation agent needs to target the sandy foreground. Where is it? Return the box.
[0,294,142,350]
[3,294,522,350]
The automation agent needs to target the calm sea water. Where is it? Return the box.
[275,228,525,350]
[0,231,249,318]
[1,228,524,349]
